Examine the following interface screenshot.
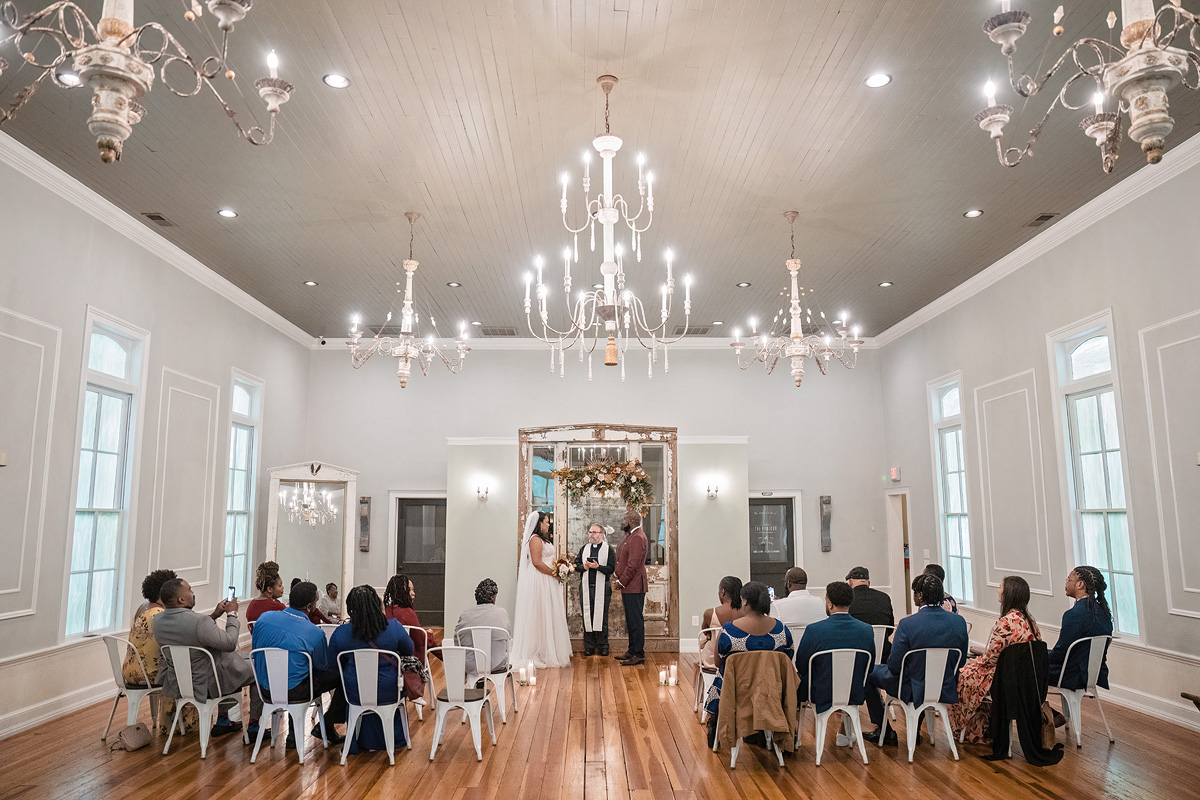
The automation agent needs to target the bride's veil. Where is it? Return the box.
[518,511,540,575]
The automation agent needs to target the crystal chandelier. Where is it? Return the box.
[975,0,1200,173]
[280,482,337,528]
[731,212,864,387]
[522,75,692,382]
[347,211,470,389]
[0,0,292,163]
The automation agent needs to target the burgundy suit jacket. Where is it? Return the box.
[615,526,649,594]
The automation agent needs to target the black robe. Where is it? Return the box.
[575,541,617,632]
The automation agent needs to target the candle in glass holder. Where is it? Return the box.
[669,664,678,686]
[530,675,537,686]
[519,667,527,683]
[659,669,667,685]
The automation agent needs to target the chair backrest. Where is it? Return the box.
[784,624,807,645]
[252,647,313,704]
[337,648,400,708]
[806,648,873,706]
[1058,634,1112,690]
[428,645,489,704]
[871,625,894,663]
[896,647,963,705]
[161,645,222,701]
[458,626,512,671]
[101,635,145,689]
[402,625,428,662]
[965,619,974,635]
[318,624,338,643]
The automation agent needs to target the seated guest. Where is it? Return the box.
[924,564,959,613]
[1048,566,1113,690]
[794,581,876,713]
[699,576,745,670]
[950,576,1040,743]
[453,578,513,682]
[770,567,827,629]
[329,585,415,753]
[703,582,794,747]
[123,569,196,733]
[861,573,969,746]
[251,580,345,748]
[384,572,444,691]
[153,578,255,737]
[846,566,895,660]
[246,561,285,631]
[317,582,341,622]
[287,577,333,625]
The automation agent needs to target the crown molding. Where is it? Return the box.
[873,132,1200,348]
[0,133,312,348]
[314,335,880,352]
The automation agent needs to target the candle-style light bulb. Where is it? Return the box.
[646,171,654,203]
[267,49,279,78]
[524,272,531,302]
[583,150,591,180]
[984,80,997,107]
[665,247,674,282]
[1093,91,1104,114]
[733,327,742,343]
[561,173,568,202]
[684,274,692,303]
[535,255,544,286]
[1000,0,1012,12]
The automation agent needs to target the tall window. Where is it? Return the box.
[931,378,973,604]
[67,322,143,636]
[224,375,262,597]
[1058,331,1138,635]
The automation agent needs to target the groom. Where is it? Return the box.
[575,523,617,656]
[614,510,649,666]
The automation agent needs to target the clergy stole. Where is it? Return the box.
[580,541,611,633]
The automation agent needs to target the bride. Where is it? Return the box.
[510,511,573,668]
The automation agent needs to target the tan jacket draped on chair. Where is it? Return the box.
[715,650,800,753]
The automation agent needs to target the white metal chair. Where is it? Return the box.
[402,625,437,721]
[711,651,790,768]
[803,648,872,766]
[784,624,808,649]
[318,624,339,643]
[1050,634,1114,748]
[870,626,897,721]
[248,648,329,764]
[428,645,496,761]
[160,645,248,758]
[100,635,162,740]
[694,627,722,722]
[458,625,519,723]
[878,647,963,763]
[337,648,411,765]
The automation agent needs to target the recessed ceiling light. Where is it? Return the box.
[865,73,892,88]
[963,209,984,218]
[217,208,238,218]
[322,73,351,89]
[878,281,893,288]
[57,71,81,87]
[470,320,483,326]
[736,282,752,288]
[711,321,724,326]
[303,280,319,287]
[446,281,462,288]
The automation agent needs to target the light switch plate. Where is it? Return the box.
[692,615,700,626]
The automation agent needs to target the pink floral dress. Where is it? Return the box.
[950,609,1038,743]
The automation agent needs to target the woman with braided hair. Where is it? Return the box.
[1048,566,1113,690]
[246,561,285,631]
[383,572,442,698]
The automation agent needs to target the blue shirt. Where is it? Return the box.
[251,607,329,691]
[328,619,414,705]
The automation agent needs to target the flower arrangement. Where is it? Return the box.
[551,555,575,584]
[552,458,653,512]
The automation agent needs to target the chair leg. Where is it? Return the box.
[1092,693,1115,743]
[693,675,702,713]
[847,710,869,765]
[314,703,328,749]
[904,707,919,763]
[198,701,214,759]
[148,693,160,730]
[341,707,362,765]
[103,693,122,741]
[430,704,448,761]
[484,698,496,744]
[508,673,519,716]
[879,701,892,746]
[250,706,272,763]
[162,703,184,755]
[378,707,397,766]
[492,676,508,723]
[125,690,144,729]
[1067,692,1084,748]
[730,740,740,769]
[400,700,412,750]
[938,706,959,761]
[814,712,829,766]
[288,706,309,764]
[467,703,483,761]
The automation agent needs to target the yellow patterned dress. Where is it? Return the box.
[122,606,197,733]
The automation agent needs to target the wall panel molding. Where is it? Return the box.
[973,370,1054,596]
[149,368,221,586]
[0,308,61,620]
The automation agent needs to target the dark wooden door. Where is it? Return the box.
[749,497,796,598]
[397,498,446,626]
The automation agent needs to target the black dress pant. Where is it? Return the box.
[622,592,645,657]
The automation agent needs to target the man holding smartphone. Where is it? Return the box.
[575,523,617,656]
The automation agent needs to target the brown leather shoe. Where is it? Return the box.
[619,656,645,666]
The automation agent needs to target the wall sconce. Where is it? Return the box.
[706,485,719,500]
[477,486,489,502]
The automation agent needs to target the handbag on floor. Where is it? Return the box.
[110,722,152,751]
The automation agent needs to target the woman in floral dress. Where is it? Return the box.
[950,575,1041,743]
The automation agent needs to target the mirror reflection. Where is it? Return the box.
[275,481,345,590]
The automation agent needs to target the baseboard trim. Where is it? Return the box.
[1099,683,1200,733]
[678,639,700,654]
[0,680,112,741]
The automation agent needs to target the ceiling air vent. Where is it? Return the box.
[1024,212,1059,228]
[673,325,712,336]
[141,212,176,227]
[480,326,517,337]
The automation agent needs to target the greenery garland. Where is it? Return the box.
[552,458,653,512]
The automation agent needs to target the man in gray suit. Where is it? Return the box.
[453,578,513,682]
[153,577,257,736]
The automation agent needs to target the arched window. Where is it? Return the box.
[232,384,252,417]
[88,332,129,379]
[940,386,961,419]
[1069,335,1111,381]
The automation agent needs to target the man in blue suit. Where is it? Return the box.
[794,581,876,713]
[861,573,969,746]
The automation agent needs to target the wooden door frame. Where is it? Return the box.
[884,487,912,615]
[746,492,801,589]
[386,489,448,581]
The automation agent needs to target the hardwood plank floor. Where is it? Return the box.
[3,651,1199,800]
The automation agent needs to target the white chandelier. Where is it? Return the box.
[0,0,292,163]
[347,211,469,389]
[280,482,337,528]
[522,75,692,382]
[975,0,1200,173]
[731,212,863,387]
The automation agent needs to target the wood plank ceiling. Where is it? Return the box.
[2,0,1198,338]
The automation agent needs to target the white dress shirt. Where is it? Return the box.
[771,589,827,629]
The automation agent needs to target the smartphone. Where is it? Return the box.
[768,586,776,601]
[226,585,236,603]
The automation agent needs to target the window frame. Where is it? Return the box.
[927,371,974,607]
[224,370,264,599]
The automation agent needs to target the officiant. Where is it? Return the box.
[575,522,617,656]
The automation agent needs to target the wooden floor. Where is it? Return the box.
[4,651,1200,800]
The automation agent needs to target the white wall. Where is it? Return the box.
[0,138,313,736]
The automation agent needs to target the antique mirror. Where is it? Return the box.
[264,462,358,616]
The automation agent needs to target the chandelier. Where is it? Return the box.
[280,482,337,528]
[731,212,863,387]
[975,0,1200,173]
[0,0,292,163]
[347,211,470,388]
[522,75,692,382]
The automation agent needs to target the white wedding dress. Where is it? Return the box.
[510,514,572,668]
